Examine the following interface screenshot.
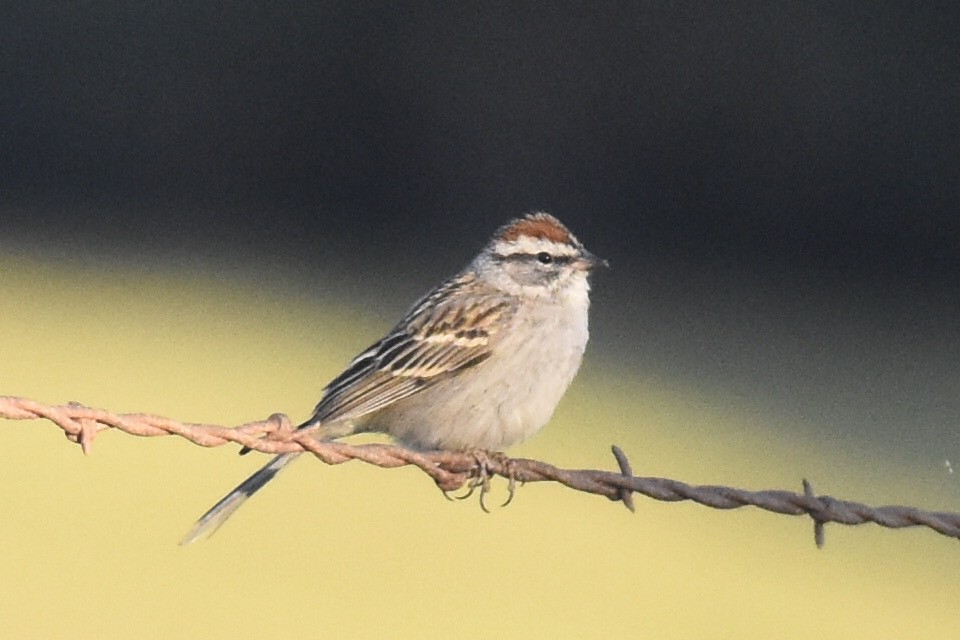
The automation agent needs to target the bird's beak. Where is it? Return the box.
[577,249,609,271]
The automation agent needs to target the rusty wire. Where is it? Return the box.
[2,395,958,547]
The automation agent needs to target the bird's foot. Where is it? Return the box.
[453,449,518,512]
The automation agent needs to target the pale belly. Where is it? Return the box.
[366,297,589,451]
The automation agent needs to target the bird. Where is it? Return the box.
[181,212,605,543]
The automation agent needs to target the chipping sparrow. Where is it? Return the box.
[182,212,605,543]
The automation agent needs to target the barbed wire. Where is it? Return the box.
[2,395,958,547]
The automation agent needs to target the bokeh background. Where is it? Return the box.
[2,3,958,638]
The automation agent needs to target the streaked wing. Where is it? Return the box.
[309,273,513,424]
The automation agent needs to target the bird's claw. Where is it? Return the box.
[448,449,518,512]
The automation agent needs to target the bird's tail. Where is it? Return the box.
[180,452,302,545]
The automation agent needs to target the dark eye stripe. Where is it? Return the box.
[492,252,573,264]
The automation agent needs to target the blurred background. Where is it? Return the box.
[2,2,958,638]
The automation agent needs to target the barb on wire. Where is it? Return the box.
[2,395,959,547]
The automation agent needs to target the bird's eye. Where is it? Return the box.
[536,252,553,264]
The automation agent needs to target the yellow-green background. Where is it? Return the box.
[1,253,956,639]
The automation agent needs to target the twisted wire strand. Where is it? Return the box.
[2,395,958,546]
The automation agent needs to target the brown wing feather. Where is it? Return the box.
[309,274,513,425]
